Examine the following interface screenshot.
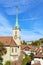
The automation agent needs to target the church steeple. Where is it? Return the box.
[13,7,21,31]
[13,6,21,45]
[16,8,19,27]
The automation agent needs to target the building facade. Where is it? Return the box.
[0,10,21,65]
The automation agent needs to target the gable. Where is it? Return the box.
[0,36,18,47]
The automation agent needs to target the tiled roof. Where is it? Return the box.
[34,47,43,58]
[21,45,30,51]
[21,45,43,58]
[21,45,36,51]
[0,36,17,46]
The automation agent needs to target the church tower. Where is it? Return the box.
[13,8,21,45]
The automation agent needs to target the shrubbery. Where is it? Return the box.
[22,53,34,65]
[5,61,10,65]
[0,62,3,65]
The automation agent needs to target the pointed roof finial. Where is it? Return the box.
[16,6,19,27]
[13,6,21,30]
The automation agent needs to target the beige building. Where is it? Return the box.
[0,10,21,65]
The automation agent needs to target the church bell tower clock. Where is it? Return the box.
[13,8,21,45]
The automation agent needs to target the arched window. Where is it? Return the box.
[15,47,17,53]
[12,48,14,53]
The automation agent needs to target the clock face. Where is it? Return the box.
[14,31,17,39]
[15,31,17,35]
[14,35,17,39]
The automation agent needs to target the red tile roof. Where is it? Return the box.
[21,45,43,58]
[34,47,43,58]
[21,45,30,51]
[0,36,17,46]
[21,45,36,51]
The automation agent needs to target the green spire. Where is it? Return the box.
[16,7,19,27]
[13,7,21,31]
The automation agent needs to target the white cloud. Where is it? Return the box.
[0,14,12,36]
[19,17,38,21]
[20,20,43,41]
[0,14,43,41]
[21,29,43,41]
[0,0,42,15]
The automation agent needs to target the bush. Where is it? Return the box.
[0,62,3,65]
[22,56,31,65]
[29,53,34,60]
[22,57,28,65]
[5,61,10,65]
[26,62,31,65]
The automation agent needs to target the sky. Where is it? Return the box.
[0,0,43,41]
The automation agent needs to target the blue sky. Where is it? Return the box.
[0,0,43,41]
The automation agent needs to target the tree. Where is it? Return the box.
[22,53,34,65]
[0,42,7,62]
[21,40,27,45]
[0,62,3,65]
[5,61,10,65]
[40,38,43,43]
[29,53,34,60]
[22,56,31,65]
[32,40,41,47]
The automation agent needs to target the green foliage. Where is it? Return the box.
[40,38,43,43]
[0,42,7,64]
[0,57,3,63]
[21,40,27,45]
[0,42,7,57]
[29,53,34,60]
[22,57,28,65]
[0,62,3,65]
[31,38,43,46]
[32,40,41,47]
[22,52,35,65]
[22,55,32,65]
[26,56,31,62]
[5,61,10,65]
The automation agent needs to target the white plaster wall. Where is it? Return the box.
[10,46,21,56]
[31,58,43,65]
[2,47,10,65]
[13,30,21,45]
[2,46,21,65]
